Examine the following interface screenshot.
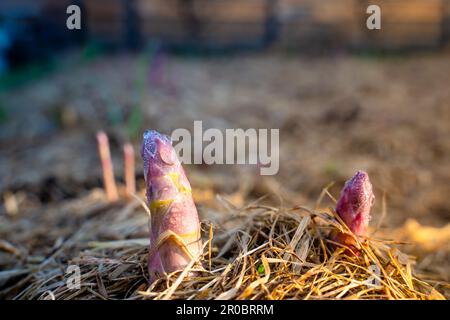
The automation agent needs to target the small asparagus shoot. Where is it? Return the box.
[97,131,119,202]
[123,143,136,198]
[333,170,375,252]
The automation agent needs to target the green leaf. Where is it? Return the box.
[127,105,143,140]
[257,264,265,275]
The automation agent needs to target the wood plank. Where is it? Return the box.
[311,0,360,23]
[200,21,266,42]
[140,19,186,40]
[363,23,442,48]
[84,0,125,20]
[136,0,180,19]
[194,0,269,23]
[368,0,443,23]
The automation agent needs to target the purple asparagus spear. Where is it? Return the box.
[333,171,375,252]
[141,130,202,282]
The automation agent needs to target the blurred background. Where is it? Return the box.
[0,0,449,296]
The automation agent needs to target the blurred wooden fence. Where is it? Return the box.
[1,0,450,52]
[84,0,450,50]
